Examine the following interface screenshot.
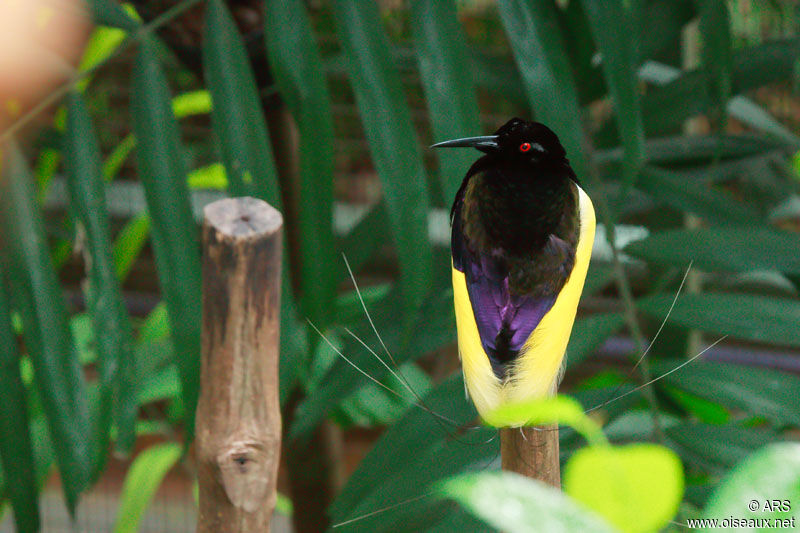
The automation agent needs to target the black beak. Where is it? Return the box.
[430,135,499,153]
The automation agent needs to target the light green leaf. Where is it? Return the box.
[565,443,684,533]
[112,212,151,283]
[701,442,800,530]
[187,162,226,190]
[445,471,616,533]
[484,395,607,446]
[113,443,182,533]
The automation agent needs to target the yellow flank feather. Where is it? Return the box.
[452,185,596,426]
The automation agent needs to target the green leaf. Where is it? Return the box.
[666,422,780,474]
[638,166,759,225]
[331,0,433,316]
[596,134,784,167]
[265,0,337,330]
[112,212,151,283]
[643,38,800,134]
[131,38,202,442]
[0,142,92,512]
[113,443,182,533]
[409,0,482,202]
[171,90,212,119]
[697,0,732,128]
[336,202,390,282]
[663,386,730,425]
[564,444,684,533]
[498,0,589,179]
[639,293,800,348]
[203,0,280,202]
[204,0,305,403]
[444,471,615,533]
[565,312,626,372]
[0,269,39,533]
[335,363,432,428]
[330,372,480,523]
[655,359,800,426]
[701,442,800,527]
[64,92,138,459]
[626,228,800,275]
[289,289,454,439]
[581,0,645,189]
[86,0,140,32]
[187,163,226,190]
[484,395,607,445]
[102,134,137,182]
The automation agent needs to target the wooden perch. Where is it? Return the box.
[500,425,561,488]
[196,197,283,533]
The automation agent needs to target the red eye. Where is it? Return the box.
[519,142,531,152]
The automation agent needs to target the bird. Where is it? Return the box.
[432,117,595,427]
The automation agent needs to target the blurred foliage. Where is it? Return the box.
[0,0,799,531]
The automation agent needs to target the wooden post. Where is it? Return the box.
[500,426,561,488]
[196,197,283,533]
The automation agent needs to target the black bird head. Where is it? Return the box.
[431,117,567,166]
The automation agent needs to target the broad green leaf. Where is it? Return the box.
[112,212,151,283]
[331,0,432,316]
[625,228,800,275]
[0,142,92,512]
[666,422,780,475]
[565,312,626,372]
[485,395,607,446]
[0,269,39,533]
[342,429,496,532]
[265,0,337,330]
[409,0,482,202]
[113,443,182,533]
[639,293,800,348]
[330,373,483,524]
[131,38,202,442]
[701,442,800,528]
[445,471,615,533]
[638,166,759,225]
[64,92,137,459]
[581,0,645,189]
[498,0,589,180]
[565,444,684,533]
[654,359,800,426]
